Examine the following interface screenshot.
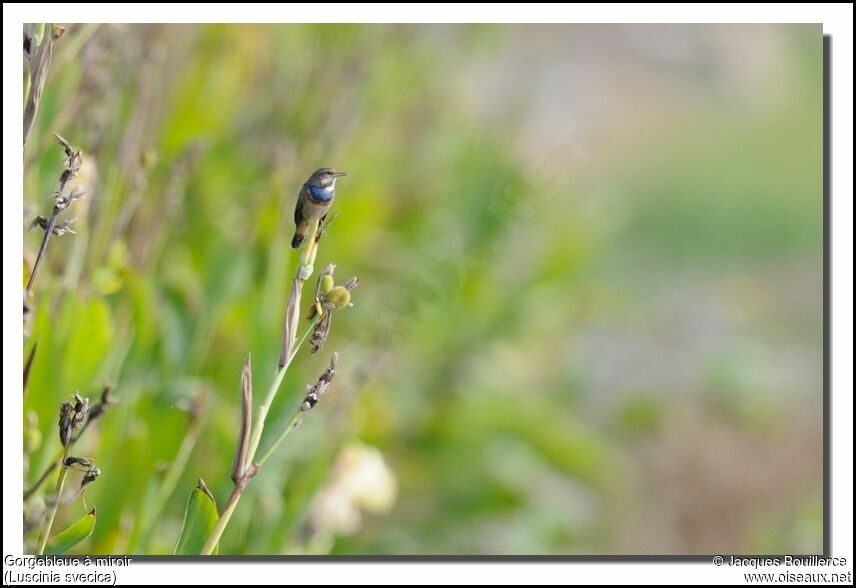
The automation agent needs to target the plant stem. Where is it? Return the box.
[200,485,243,556]
[200,318,317,555]
[37,446,68,555]
[27,209,58,292]
[256,411,302,467]
[25,410,103,502]
[245,319,316,465]
[201,218,325,555]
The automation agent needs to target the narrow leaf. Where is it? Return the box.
[173,479,219,555]
[45,508,96,555]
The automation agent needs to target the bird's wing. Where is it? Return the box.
[294,186,306,224]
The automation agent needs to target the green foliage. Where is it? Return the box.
[46,509,96,555]
[174,480,220,555]
[23,24,823,555]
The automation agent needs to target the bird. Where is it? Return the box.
[291,167,347,249]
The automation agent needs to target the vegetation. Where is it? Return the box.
[23,24,823,555]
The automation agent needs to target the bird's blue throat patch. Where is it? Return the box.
[308,184,335,203]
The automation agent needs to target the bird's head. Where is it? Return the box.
[309,167,347,189]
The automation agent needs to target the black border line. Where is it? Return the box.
[29,31,834,566]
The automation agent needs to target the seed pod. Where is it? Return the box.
[320,274,335,295]
[325,286,351,310]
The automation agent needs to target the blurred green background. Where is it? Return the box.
[22,24,823,555]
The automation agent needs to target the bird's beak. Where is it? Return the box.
[334,170,347,177]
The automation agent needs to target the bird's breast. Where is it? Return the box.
[306,184,335,204]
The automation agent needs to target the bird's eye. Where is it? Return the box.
[327,170,334,175]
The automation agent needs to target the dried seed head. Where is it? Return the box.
[86,382,118,423]
[300,388,319,412]
[343,277,360,291]
[310,310,332,353]
[54,186,85,213]
[54,132,74,157]
[52,218,78,235]
[51,136,84,206]
[81,467,101,489]
[72,394,89,422]
[64,456,95,470]
[59,394,90,447]
[58,401,74,447]
[27,216,47,232]
[27,215,78,236]
[299,353,339,411]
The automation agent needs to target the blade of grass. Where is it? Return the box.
[45,508,96,555]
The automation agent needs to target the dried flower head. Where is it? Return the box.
[58,393,89,448]
[300,353,338,411]
[25,134,85,293]
[307,265,358,353]
[58,402,74,447]
[85,382,118,423]
[64,456,95,470]
[81,467,101,489]
[28,215,78,236]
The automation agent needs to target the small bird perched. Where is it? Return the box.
[291,167,347,249]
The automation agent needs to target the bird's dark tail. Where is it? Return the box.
[291,230,306,250]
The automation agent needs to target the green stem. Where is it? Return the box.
[27,209,58,292]
[201,219,325,555]
[200,485,243,556]
[37,446,68,555]
[244,319,314,473]
[256,411,302,467]
[200,318,316,555]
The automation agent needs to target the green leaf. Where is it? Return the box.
[45,508,96,555]
[62,297,114,391]
[173,479,220,555]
